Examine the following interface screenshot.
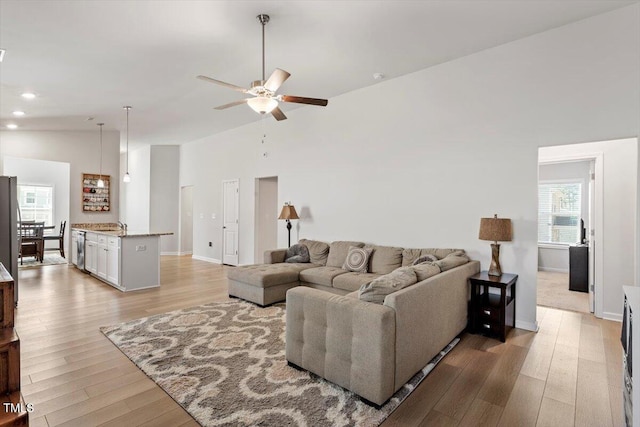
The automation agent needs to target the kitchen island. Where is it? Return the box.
[70,224,172,292]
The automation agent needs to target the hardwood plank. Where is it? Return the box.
[575,358,613,427]
[578,323,606,363]
[497,374,545,427]
[457,398,503,427]
[382,363,461,426]
[609,385,624,427]
[137,406,196,427]
[44,379,155,426]
[476,344,529,406]
[433,349,499,420]
[99,396,177,427]
[535,397,574,427]
[543,343,578,405]
[519,336,555,381]
[55,401,130,427]
[417,409,457,427]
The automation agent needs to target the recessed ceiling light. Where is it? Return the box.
[0,49,5,62]
[12,111,25,116]
[21,92,36,100]
[6,124,18,129]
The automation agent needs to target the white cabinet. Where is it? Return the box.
[85,233,98,274]
[97,235,108,280]
[71,230,78,265]
[107,237,119,286]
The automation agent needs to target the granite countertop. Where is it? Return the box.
[70,223,173,238]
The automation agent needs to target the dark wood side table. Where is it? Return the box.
[469,271,517,342]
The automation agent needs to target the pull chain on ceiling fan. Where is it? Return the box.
[197,14,328,121]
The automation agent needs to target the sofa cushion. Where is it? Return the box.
[342,246,373,273]
[299,239,330,266]
[411,263,441,282]
[227,263,310,288]
[366,245,404,274]
[299,266,349,287]
[358,267,418,304]
[326,241,365,268]
[333,272,380,292]
[401,248,466,266]
[285,244,310,263]
[434,254,469,271]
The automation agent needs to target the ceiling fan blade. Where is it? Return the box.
[197,75,248,93]
[264,68,291,92]
[214,99,249,110]
[271,106,287,121]
[280,95,328,107]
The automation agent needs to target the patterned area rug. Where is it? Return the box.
[101,300,458,427]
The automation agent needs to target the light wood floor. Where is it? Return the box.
[15,256,623,426]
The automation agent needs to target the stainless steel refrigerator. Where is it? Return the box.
[0,176,20,305]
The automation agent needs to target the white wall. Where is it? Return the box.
[123,145,150,231]
[0,130,120,224]
[150,146,180,254]
[180,5,639,331]
[538,160,591,272]
[121,145,180,253]
[3,156,70,252]
[180,185,193,254]
[540,138,638,321]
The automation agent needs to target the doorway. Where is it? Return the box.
[222,179,239,266]
[538,146,605,317]
[254,177,278,263]
[180,185,193,255]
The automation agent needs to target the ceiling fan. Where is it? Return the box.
[197,14,328,121]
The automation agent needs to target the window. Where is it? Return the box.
[538,182,581,245]
[18,184,54,226]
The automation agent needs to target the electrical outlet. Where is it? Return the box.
[208,242,212,247]
[136,245,147,251]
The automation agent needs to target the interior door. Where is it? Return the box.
[588,160,596,313]
[222,179,239,265]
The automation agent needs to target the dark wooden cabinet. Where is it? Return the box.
[569,244,588,292]
[469,271,517,342]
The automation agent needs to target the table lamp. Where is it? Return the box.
[278,203,299,248]
[478,214,512,276]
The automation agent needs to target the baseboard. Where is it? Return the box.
[602,311,622,322]
[178,251,193,256]
[538,267,569,274]
[192,255,221,264]
[515,320,539,332]
[161,252,181,256]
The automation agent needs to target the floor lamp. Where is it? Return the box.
[278,203,299,248]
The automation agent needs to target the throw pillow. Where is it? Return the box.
[342,246,373,273]
[412,263,441,281]
[284,244,310,263]
[434,254,469,271]
[358,266,418,304]
[412,254,438,265]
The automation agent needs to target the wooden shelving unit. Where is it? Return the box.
[82,173,110,212]
[0,264,28,426]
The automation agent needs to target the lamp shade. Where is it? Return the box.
[247,97,278,114]
[278,204,299,220]
[479,214,512,242]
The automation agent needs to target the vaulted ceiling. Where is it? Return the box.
[0,0,635,150]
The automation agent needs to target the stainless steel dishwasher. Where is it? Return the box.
[76,230,86,271]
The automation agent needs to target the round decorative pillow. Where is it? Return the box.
[285,244,310,263]
[342,246,373,273]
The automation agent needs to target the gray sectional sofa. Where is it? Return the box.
[226,239,480,405]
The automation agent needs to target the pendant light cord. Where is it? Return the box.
[261,19,265,82]
[98,123,103,178]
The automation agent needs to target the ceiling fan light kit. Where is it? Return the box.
[197,13,328,121]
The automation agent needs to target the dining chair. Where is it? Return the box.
[19,222,45,264]
[44,220,66,258]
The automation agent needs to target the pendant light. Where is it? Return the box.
[96,123,105,188]
[123,106,132,183]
